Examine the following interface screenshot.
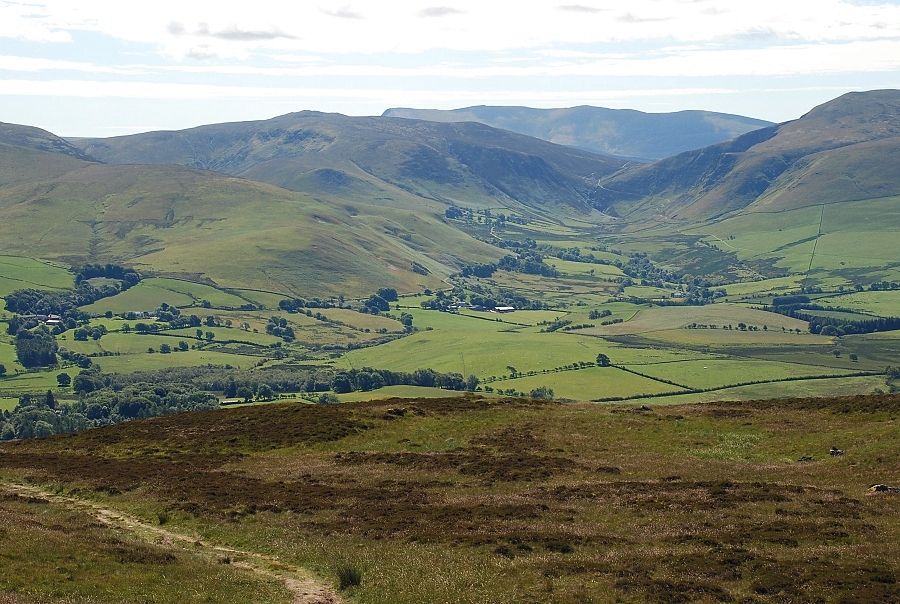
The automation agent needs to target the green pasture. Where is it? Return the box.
[493,366,682,400]
[81,278,250,314]
[622,374,889,406]
[60,332,196,355]
[166,326,281,346]
[624,285,677,299]
[631,358,859,390]
[0,255,73,297]
[91,349,259,373]
[458,308,567,325]
[318,308,404,332]
[0,369,75,395]
[227,289,289,309]
[693,196,900,283]
[721,275,804,298]
[337,311,608,378]
[635,327,832,347]
[577,303,808,337]
[817,290,900,317]
[549,257,625,278]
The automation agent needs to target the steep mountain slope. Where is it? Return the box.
[72,112,628,219]
[596,90,900,220]
[382,105,772,160]
[0,143,500,296]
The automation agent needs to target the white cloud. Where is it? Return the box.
[3,0,900,55]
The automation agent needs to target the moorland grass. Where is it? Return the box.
[1,394,897,603]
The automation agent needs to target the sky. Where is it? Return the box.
[1,0,900,137]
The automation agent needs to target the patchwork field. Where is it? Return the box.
[576,303,809,336]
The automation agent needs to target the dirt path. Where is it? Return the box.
[1,482,342,604]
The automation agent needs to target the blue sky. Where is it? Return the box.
[2,0,900,136]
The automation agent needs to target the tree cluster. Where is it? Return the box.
[0,383,217,440]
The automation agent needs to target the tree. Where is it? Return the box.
[15,328,58,368]
[195,328,203,339]
[224,378,237,398]
[465,374,480,392]
[159,343,172,354]
[205,331,215,342]
[376,288,399,302]
[44,389,56,409]
[529,386,554,400]
[364,295,390,313]
[56,373,71,388]
[177,340,189,352]
[236,386,254,403]
[596,353,611,367]
[256,383,274,401]
[331,374,353,394]
[73,370,103,395]
[0,364,6,377]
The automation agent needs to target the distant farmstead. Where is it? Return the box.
[493,306,516,313]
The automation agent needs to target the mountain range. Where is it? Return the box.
[73,113,627,219]
[382,105,772,160]
[594,89,900,221]
[1,89,899,295]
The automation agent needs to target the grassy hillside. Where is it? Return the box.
[598,89,900,221]
[0,146,500,296]
[1,393,897,603]
[383,105,772,160]
[72,112,628,219]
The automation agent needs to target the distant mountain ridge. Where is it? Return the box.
[594,89,900,220]
[72,112,630,219]
[0,123,502,296]
[0,122,95,161]
[382,105,772,160]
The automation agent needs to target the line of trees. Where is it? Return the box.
[0,383,217,440]
[330,367,478,394]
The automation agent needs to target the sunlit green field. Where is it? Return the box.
[631,358,860,390]
[0,255,74,297]
[91,349,259,373]
[81,278,252,314]
[493,366,682,400]
[818,290,900,317]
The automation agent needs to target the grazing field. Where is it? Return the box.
[493,366,681,399]
[0,370,75,394]
[0,255,73,297]
[60,332,192,355]
[623,374,890,405]
[636,327,831,346]
[336,310,608,378]
[91,349,259,373]
[720,275,804,298]
[818,290,900,317]
[631,358,859,390]
[577,303,809,336]
[80,278,251,314]
[1,394,898,603]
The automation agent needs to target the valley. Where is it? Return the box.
[1,89,899,603]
